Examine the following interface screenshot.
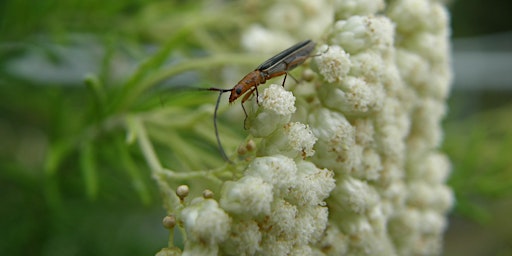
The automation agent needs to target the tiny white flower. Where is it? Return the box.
[220,220,261,255]
[250,84,296,137]
[402,31,449,64]
[319,76,385,115]
[352,148,383,180]
[340,216,382,254]
[419,210,448,235]
[182,243,219,256]
[314,44,351,83]
[367,205,387,232]
[389,209,447,255]
[333,0,385,19]
[406,181,454,213]
[259,84,296,116]
[245,155,298,196]
[387,0,430,33]
[331,176,379,214]
[378,177,407,217]
[287,161,335,206]
[374,97,410,161]
[260,239,294,256]
[331,17,370,53]
[264,3,303,31]
[423,152,451,184]
[261,0,334,39]
[260,122,317,159]
[353,118,375,147]
[267,199,299,239]
[319,225,350,255]
[388,209,421,253]
[410,98,447,150]
[331,15,395,54]
[350,51,385,83]
[297,0,335,38]
[396,49,430,91]
[387,0,449,33]
[294,205,329,244]
[259,199,298,255]
[289,244,314,256]
[241,25,295,54]
[309,108,356,172]
[220,176,274,217]
[285,123,317,157]
[181,199,231,245]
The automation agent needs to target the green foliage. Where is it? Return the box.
[0,0,259,255]
[444,104,512,223]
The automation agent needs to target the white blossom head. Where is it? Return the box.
[387,0,449,33]
[318,76,385,115]
[350,51,385,83]
[285,161,336,206]
[314,44,351,83]
[257,0,334,39]
[330,15,395,54]
[241,25,295,54]
[260,122,317,159]
[249,84,296,137]
[308,108,356,172]
[181,199,231,246]
[330,176,379,214]
[220,176,274,218]
[245,155,298,196]
[219,220,262,255]
[333,0,385,19]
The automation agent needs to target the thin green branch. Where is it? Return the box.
[129,116,180,212]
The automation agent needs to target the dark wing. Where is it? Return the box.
[256,40,316,73]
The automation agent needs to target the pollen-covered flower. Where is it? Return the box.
[318,76,385,115]
[181,199,231,255]
[286,160,336,206]
[260,122,317,159]
[259,84,296,116]
[330,15,395,54]
[314,44,351,83]
[308,108,356,173]
[220,176,273,218]
[245,155,298,196]
[387,0,449,33]
[249,84,296,137]
[241,25,296,54]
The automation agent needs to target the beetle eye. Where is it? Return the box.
[235,88,242,95]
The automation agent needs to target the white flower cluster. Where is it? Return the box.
[241,0,334,53]
[309,1,452,255]
[250,84,318,161]
[249,84,296,137]
[179,83,333,255]
[181,199,231,255]
[220,156,335,255]
[177,0,454,255]
[180,155,335,255]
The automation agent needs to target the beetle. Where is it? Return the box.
[206,39,316,161]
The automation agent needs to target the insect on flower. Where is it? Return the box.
[206,39,316,162]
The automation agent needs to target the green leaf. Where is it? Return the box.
[80,141,99,200]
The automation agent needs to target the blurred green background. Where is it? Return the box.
[1,0,512,255]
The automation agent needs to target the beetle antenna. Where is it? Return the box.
[212,90,233,163]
